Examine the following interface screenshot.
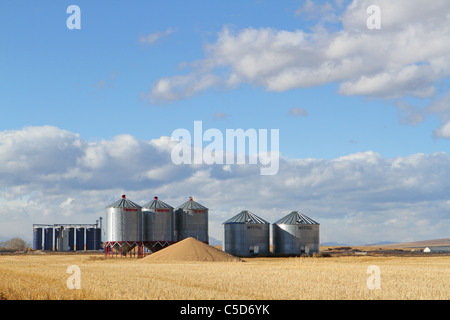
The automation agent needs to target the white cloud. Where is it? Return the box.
[427,91,450,138]
[144,73,222,104]
[0,126,449,244]
[288,107,308,117]
[143,0,450,137]
[395,100,425,127]
[433,121,450,139]
[145,1,450,98]
[213,112,229,120]
[138,27,176,45]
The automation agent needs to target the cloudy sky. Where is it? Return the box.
[1,0,449,245]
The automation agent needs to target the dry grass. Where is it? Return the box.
[0,254,448,300]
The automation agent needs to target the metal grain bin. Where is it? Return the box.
[94,227,102,250]
[43,227,53,251]
[223,210,270,257]
[272,211,320,256]
[76,227,85,251]
[175,197,208,243]
[67,227,75,251]
[86,227,101,250]
[105,195,142,254]
[142,196,174,242]
[33,227,42,250]
[56,229,70,252]
[54,227,62,251]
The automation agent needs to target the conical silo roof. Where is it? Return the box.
[106,195,141,209]
[274,211,319,225]
[143,196,173,210]
[176,197,208,210]
[223,210,269,224]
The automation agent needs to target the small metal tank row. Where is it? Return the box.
[223,210,320,257]
[33,225,101,251]
[105,195,209,255]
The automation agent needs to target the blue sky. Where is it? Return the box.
[1,0,446,158]
[1,1,449,244]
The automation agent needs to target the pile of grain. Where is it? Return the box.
[142,237,241,262]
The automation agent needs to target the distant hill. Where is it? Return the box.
[321,239,450,249]
[321,241,398,246]
[377,238,450,249]
[209,236,222,246]
[321,242,351,246]
[364,241,398,246]
[0,235,10,242]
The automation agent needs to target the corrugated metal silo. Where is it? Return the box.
[54,227,62,251]
[76,227,85,251]
[105,195,142,255]
[223,210,270,257]
[175,197,208,243]
[43,227,53,251]
[272,211,320,256]
[94,227,101,250]
[56,229,70,252]
[86,228,97,250]
[85,227,101,250]
[142,196,174,242]
[33,227,42,250]
[67,227,75,251]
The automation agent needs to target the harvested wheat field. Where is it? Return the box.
[0,248,448,300]
[142,237,241,262]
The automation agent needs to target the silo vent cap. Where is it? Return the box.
[122,195,126,199]
[189,196,193,201]
[154,196,158,200]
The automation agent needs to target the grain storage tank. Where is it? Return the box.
[67,227,75,251]
[142,196,174,244]
[94,227,101,250]
[33,227,43,250]
[76,227,85,251]
[272,211,320,256]
[223,210,270,257]
[105,195,142,255]
[174,197,208,243]
[54,226,62,251]
[56,229,70,252]
[43,227,53,251]
[86,227,101,250]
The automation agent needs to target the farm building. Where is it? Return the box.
[423,246,450,253]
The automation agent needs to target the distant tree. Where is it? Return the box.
[2,237,28,251]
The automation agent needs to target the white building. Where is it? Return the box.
[423,246,450,253]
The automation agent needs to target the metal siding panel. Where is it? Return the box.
[273,223,320,255]
[33,227,43,251]
[44,227,53,251]
[106,207,142,242]
[224,223,269,257]
[76,228,84,251]
[178,208,208,242]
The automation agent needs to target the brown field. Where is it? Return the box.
[0,252,448,300]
